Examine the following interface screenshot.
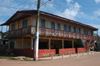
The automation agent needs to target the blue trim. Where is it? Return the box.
[84,30,86,34]
[78,28,81,33]
[23,19,28,28]
[11,24,15,30]
[41,19,45,27]
[57,23,60,30]
[64,25,67,31]
[51,22,55,29]
[73,27,76,33]
[68,26,71,32]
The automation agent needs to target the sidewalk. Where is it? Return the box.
[39,51,100,60]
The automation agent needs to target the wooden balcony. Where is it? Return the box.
[5,26,98,40]
[39,27,98,40]
[5,26,35,38]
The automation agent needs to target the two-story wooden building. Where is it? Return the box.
[1,10,98,58]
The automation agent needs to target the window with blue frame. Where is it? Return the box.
[91,31,93,36]
[64,25,67,31]
[11,24,15,30]
[23,19,28,28]
[73,27,76,33]
[87,30,88,35]
[68,26,71,32]
[78,28,81,33]
[51,22,55,29]
[57,23,60,30]
[84,30,86,34]
[41,19,45,27]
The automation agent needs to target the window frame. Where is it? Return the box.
[51,22,55,29]
[84,30,86,34]
[57,23,61,30]
[68,26,71,32]
[11,24,15,30]
[73,27,76,33]
[22,19,28,28]
[78,28,81,34]
[41,19,45,27]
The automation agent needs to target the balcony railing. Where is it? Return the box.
[5,26,98,40]
[5,26,35,38]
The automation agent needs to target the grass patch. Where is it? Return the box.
[9,57,37,61]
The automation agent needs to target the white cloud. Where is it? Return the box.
[89,24,100,34]
[66,0,73,3]
[95,0,100,4]
[94,8,100,17]
[56,0,81,20]
[0,0,37,16]
[78,12,99,21]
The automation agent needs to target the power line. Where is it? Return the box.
[41,0,49,6]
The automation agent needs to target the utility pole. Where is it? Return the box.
[34,0,51,61]
[34,0,40,61]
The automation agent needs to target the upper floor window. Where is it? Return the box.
[57,23,60,30]
[84,30,86,34]
[64,25,67,31]
[91,31,93,36]
[51,22,55,29]
[73,27,76,33]
[23,19,28,28]
[68,26,71,32]
[11,24,15,30]
[41,19,45,27]
[86,30,88,35]
[78,28,81,33]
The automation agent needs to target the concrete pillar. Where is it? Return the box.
[22,37,23,49]
[72,40,74,48]
[62,40,64,49]
[31,36,33,49]
[49,39,51,49]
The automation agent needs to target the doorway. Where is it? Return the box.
[51,40,62,54]
[10,42,14,49]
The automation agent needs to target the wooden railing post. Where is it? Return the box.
[62,40,64,49]
[49,39,51,49]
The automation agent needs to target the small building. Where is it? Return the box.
[0,32,8,54]
[1,10,98,58]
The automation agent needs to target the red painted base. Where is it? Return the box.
[14,49,55,58]
[59,48,76,55]
[77,48,86,53]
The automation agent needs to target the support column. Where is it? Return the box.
[22,37,23,49]
[62,40,64,49]
[72,40,74,48]
[31,36,33,49]
[49,39,51,49]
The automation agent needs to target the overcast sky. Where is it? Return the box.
[0,0,100,34]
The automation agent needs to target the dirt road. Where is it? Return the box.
[0,53,100,66]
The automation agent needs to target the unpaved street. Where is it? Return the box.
[0,53,100,66]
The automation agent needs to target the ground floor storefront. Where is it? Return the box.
[8,37,92,58]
